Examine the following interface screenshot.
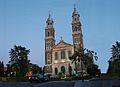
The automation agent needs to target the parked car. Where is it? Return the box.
[29,74,48,83]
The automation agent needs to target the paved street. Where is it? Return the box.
[0,79,120,87]
[74,79,120,87]
[0,81,75,87]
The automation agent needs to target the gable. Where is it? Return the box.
[54,40,73,48]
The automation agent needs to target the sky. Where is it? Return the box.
[0,0,120,73]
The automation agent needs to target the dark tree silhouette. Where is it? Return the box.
[69,48,98,74]
[0,61,4,77]
[29,63,42,74]
[87,64,100,77]
[9,45,30,76]
[107,41,120,75]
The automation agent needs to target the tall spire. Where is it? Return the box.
[47,12,53,22]
[48,10,51,19]
[72,6,83,50]
[72,5,79,16]
[46,11,54,29]
[45,11,55,74]
[72,7,80,24]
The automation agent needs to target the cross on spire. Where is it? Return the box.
[61,36,63,40]
[74,4,76,11]
[48,10,51,18]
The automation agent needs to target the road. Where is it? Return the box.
[0,81,75,87]
[74,79,120,87]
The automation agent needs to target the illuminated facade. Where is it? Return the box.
[44,8,83,76]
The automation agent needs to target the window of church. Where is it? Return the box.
[48,42,51,49]
[47,53,51,60]
[75,18,76,21]
[73,26,77,32]
[61,50,65,59]
[47,61,51,64]
[61,66,65,74]
[74,38,77,44]
[55,67,58,75]
[48,32,50,36]
[55,52,58,60]
[46,41,51,50]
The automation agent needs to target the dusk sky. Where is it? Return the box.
[0,0,120,73]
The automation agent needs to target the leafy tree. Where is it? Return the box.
[9,45,30,76]
[5,64,12,77]
[87,64,100,77]
[29,63,42,74]
[0,61,4,77]
[107,41,120,75]
[69,48,98,74]
[43,66,45,75]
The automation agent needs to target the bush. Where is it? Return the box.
[58,72,64,79]
[0,77,29,82]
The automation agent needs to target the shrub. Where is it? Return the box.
[1,77,29,82]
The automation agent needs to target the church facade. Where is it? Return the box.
[44,8,83,76]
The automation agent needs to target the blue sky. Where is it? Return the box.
[0,0,120,73]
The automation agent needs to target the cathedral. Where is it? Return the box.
[44,8,84,76]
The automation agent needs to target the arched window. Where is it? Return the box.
[48,32,50,36]
[47,61,51,64]
[75,18,76,21]
[61,66,65,74]
[47,53,51,60]
[46,41,51,49]
[75,26,77,31]
[55,52,58,60]
[61,50,65,59]
[55,67,58,75]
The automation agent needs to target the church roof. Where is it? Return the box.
[53,39,73,49]
[72,7,79,16]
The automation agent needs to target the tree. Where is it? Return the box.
[9,45,30,76]
[69,48,98,74]
[0,61,4,77]
[43,66,45,76]
[87,64,100,77]
[5,64,12,77]
[107,41,120,75]
[29,63,42,74]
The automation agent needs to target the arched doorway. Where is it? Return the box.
[61,66,65,74]
[55,67,58,75]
